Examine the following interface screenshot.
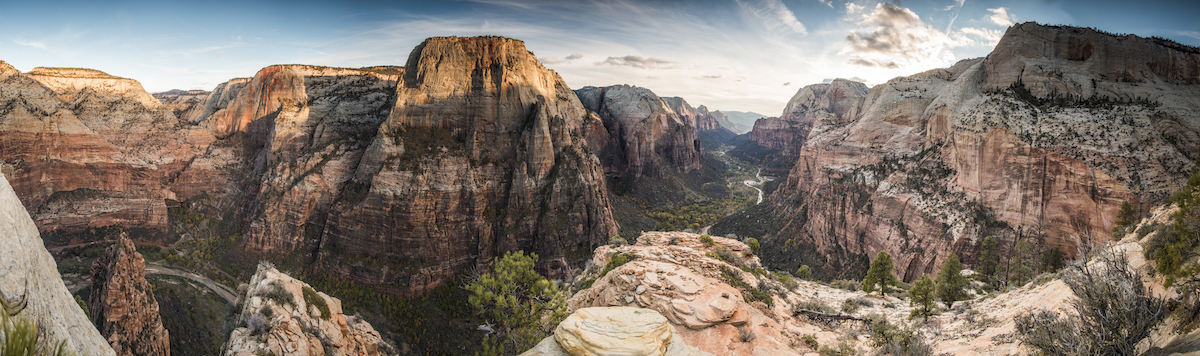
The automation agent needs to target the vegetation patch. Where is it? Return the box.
[302,286,331,320]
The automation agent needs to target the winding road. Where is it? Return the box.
[743,169,774,205]
[145,262,239,304]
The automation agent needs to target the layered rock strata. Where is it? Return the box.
[223,262,395,356]
[0,173,115,355]
[89,234,170,356]
[520,307,712,356]
[742,23,1200,281]
[576,85,703,180]
[747,79,868,156]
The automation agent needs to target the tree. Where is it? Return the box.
[909,275,936,319]
[1041,246,1064,272]
[977,236,999,283]
[795,265,812,280]
[1007,240,1035,287]
[467,251,567,355]
[1115,201,1136,227]
[1016,249,1165,355]
[862,251,899,296]
[936,253,968,304]
[745,238,760,253]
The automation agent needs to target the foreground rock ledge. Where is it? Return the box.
[520,306,712,356]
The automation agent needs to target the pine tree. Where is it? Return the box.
[468,251,567,355]
[936,253,968,304]
[978,236,999,283]
[1115,201,1136,227]
[1008,241,1035,287]
[909,275,936,319]
[862,251,899,296]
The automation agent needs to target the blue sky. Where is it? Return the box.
[2,0,1198,115]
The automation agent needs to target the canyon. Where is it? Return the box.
[721,22,1200,282]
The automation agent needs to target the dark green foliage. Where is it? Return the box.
[260,282,295,307]
[795,265,812,280]
[302,286,331,321]
[467,251,566,356]
[0,305,72,356]
[868,314,932,356]
[909,275,936,319]
[1041,246,1065,272]
[977,236,999,284]
[841,297,872,314]
[1116,201,1136,227]
[796,299,835,314]
[829,279,860,291]
[700,234,715,247]
[862,251,899,296]
[1016,250,1165,356]
[1007,241,1036,287]
[600,252,632,279]
[150,275,231,356]
[711,246,742,265]
[746,238,760,253]
[721,267,774,307]
[936,253,968,304]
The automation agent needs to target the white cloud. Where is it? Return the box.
[846,3,865,14]
[960,27,1003,46]
[987,7,1016,27]
[844,3,972,68]
[738,0,807,36]
[14,40,46,49]
[566,53,583,60]
[597,55,679,69]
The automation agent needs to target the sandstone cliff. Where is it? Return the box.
[576,85,704,180]
[223,262,395,356]
[747,79,868,157]
[89,234,170,356]
[729,23,1200,281]
[0,172,115,355]
[0,61,211,233]
[519,307,712,356]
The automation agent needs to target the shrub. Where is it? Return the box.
[599,252,632,279]
[468,251,567,355]
[775,272,799,290]
[0,310,70,356]
[1015,249,1166,355]
[745,238,760,253]
[713,246,741,265]
[722,267,774,307]
[841,297,872,314]
[259,282,294,308]
[1041,246,1065,272]
[700,234,715,247]
[801,334,819,349]
[608,236,628,246]
[796,299,835,314]
[737,326,756,342]
[247,313,269,335]
[302,286,331,321]
[862,251,899,296]
[868,315,932,356]
[829,279,860,291]
[795,265,812,280]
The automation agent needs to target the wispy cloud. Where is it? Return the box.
[14,40,46,49]
[987,7,1016,27]
[597,55,678,69]
[540,52,584,64]
[738,0,807,36]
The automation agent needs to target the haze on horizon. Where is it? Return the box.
[2,0,1198,116]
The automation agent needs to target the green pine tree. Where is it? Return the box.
[909,274,936,319]
[467,251,567,356]
[936,253,968,304]
[862,251,899,296]
[1115,201,1136,227]
[978,236,999,283]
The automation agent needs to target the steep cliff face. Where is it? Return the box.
[89,234,171,356]
[0,62,211,233]
[153,89,210,123]
[0,173,115,355]
[223,262,395,356]
[747,79,868,156]
[312,37,618,295]
[576,85,703,180]
[740,23,1200,282]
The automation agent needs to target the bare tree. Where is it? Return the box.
[1016,248,1166,355]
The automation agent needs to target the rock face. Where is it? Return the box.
[520,307,712,356]
[0,173,115,355]
[569,232,805,356]
[576,85,703,180]
[747,79,868,156]
[738,23,1200,281]
[223,262,395,356]
[89,234,170,356]
[0,61,211,233]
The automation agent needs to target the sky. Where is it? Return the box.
[2,0,1198,116]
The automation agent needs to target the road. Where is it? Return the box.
[742,168,774,205]
[145,262,239,304]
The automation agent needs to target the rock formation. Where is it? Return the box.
[223,262,395,356]
[576,85,703,180]
[89,234,170,356]
[0,61,211,233]
[730,23,1200,281]
[0,173,115,355]
[746,79,868,156]
[519,307,712,356]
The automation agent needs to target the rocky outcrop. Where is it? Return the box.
[747,79,868,156]
[0,62,212,233]
[223,262,395,356]
[152,89,210,123]
[520,307,712,356]
[0,172,115,355]
[89,234,170,356]
[737,23,1200,282]
[576,85,703,180]
[709,110,746,134]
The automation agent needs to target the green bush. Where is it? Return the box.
[260,282,294,308]
[713,246,741,265]
[909,275,936,319]
[868,314,932,356]
[796,298,835,314]
[774,272,799,290]
[0,307,71,356]
[795,265,812,280]
[600,252,632,279]
[746,238,760,253]
[829,279,860,291]
[801,334,819,349]
[700,234,715,247]
[841,297,872,314]
[302,286,330,320]
[722,267,773,307]
[467,251,566,355]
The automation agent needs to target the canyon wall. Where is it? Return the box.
[89,234,171,356]
[739,23,1200,281]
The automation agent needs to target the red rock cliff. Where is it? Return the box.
[89,234,170,356]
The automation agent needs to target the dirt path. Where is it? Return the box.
[146,262,239,304]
